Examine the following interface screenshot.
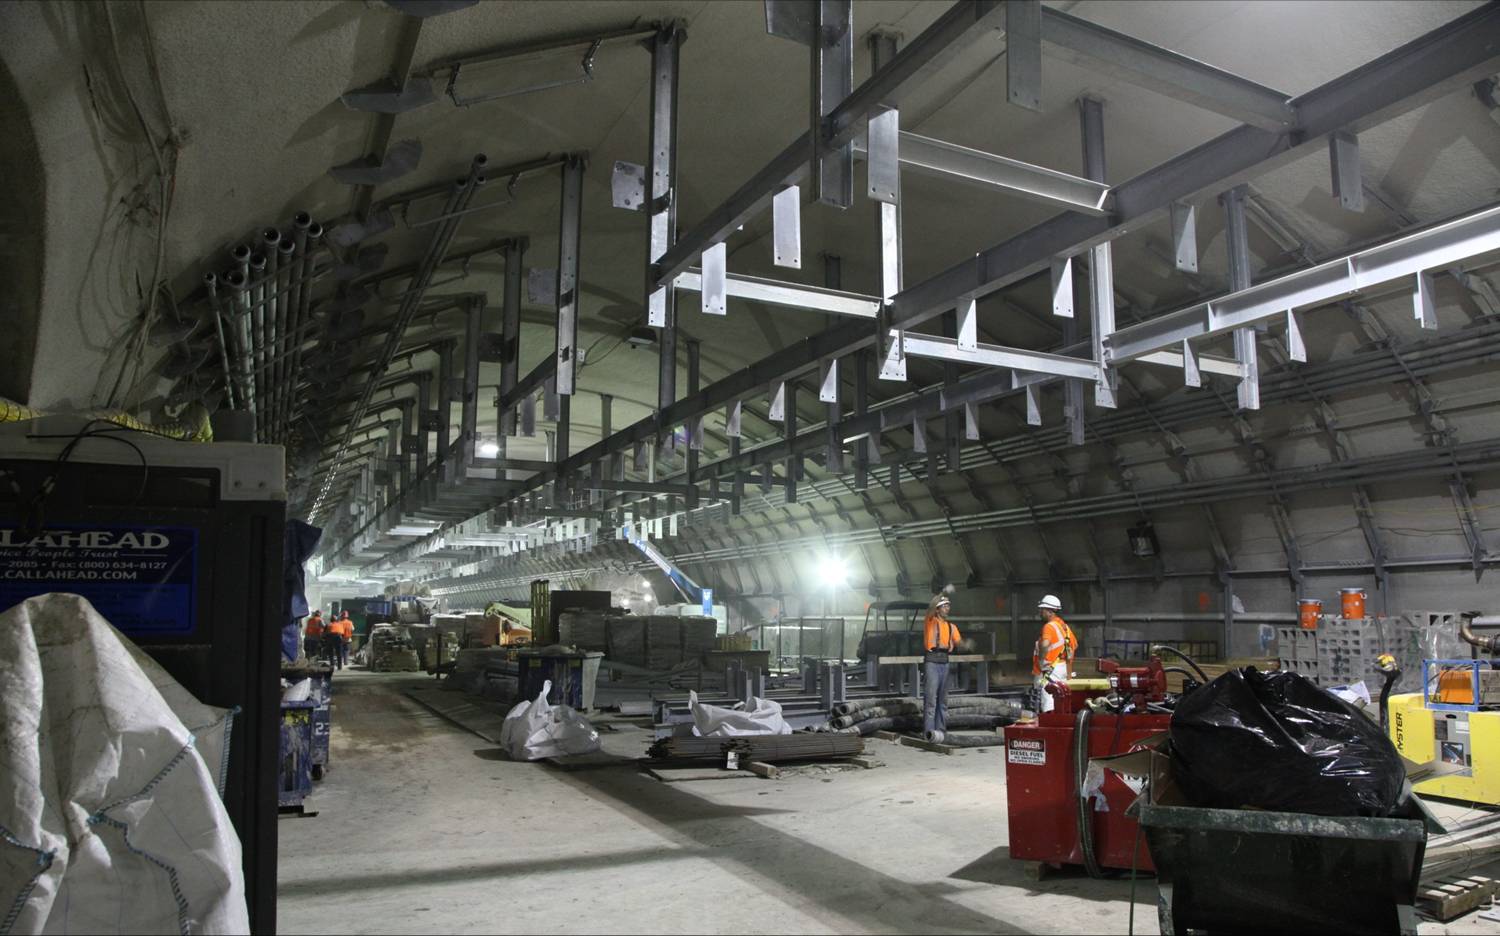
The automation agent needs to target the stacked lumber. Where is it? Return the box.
[368,626,421,672]
[1418,876,1498,921]
[556,614,719,670]
[559,610,609,650]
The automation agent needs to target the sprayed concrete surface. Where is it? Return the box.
[278,671,1491,935]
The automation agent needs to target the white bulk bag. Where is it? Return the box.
[0,593,248,934]
[499,680,601,760]
[689,691,792,736]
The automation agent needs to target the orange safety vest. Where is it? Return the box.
[923,613,961,653]
[1032,616,1077,675]
[305,617,325,637]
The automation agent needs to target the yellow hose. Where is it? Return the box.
[0,397,213,442]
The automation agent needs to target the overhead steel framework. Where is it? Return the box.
[307,1,1500,606]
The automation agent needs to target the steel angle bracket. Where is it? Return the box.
[877,307,906,381]
[328,139,423,186]
[611,161,647,210]
[772,185,802,269]
[341,78,438,114]
[765,0,816,44]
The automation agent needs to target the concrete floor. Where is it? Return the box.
[278,670,1498,935]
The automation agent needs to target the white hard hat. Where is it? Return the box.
[935,594,951,606]
[1038,594,1062,611]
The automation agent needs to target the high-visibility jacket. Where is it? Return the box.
[331,619,352,639]
[1032,616,1077,675]
[305,617,325,637]
[923,614,961,653]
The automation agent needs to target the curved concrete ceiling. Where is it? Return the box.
[4,0,1499,605]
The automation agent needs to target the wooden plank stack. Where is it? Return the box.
[1418,875,1498,921]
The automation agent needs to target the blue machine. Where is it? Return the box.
[622,522,713,616]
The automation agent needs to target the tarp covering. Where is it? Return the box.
[282,520,323,663]
[0,593,249,934]
[689,691,793,737]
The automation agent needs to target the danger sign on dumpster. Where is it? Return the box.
[1007,737,1046,765]
[0,525,198,635]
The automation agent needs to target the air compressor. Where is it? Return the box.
[1003,648,1205,875]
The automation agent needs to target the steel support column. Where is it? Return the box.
[811,0,854,207]
[498,239,524,457]
[649,25,683,421]
[556,158,585,395]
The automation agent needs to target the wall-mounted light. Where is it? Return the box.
[818,555,848,589]
[1128,521,1160,558]
[479,440,500,457]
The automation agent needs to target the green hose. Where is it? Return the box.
[0,397,213,442]
[1076,704,1105,878]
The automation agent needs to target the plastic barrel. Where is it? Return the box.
[1298,599,1322,630]
[1340,588,1367,620]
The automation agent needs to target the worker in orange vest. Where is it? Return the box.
[329,612,353,670]
[922,593,962,741]
[304,610,326,663]
[1032,594,1078,714]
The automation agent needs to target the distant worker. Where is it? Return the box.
[1032,595,1078,714]
[304,610,326,663]
[922,593,962,741]
[329,612,352,670]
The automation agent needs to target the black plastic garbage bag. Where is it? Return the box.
[1169,667,1406,817]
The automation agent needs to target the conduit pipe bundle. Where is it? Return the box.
[207,213,327,443]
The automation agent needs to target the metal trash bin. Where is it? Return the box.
[516,650,603,710]
[278,700,317,812]
[282,663,334,779]
[1137,800,1428,935]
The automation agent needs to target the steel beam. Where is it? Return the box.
[851,131,1112,214]
[652,1,1008,290]
[495,4,1500,516]
[1039,6,1295,131]
[901,334,1102,382]
[889,3,1500,334]
[1107,203,1500,362]
[672,270,881,318]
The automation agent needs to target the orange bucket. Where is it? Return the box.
[1340,587,1367,620]
[1298,598,1322,630]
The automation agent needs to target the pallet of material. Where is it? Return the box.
[647,733,864,763]
[643,754,878,782]
[869,730,1004,755]
[1162,658,1278,693]
[541,751,635,771]
[1418,875,1498,921]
